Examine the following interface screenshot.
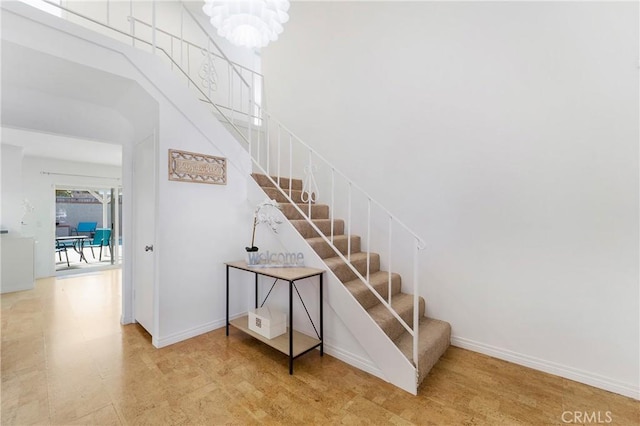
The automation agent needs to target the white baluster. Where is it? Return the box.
[413,239,419,367]
[288,135,293,198]
[239,69,243,126]
[347,183,352,263]
[301,150,319,211]
[248,78,253,153]
[152,0,156,54]
[130,1,135,47]
[170,37,174,71]
[207,43,211,100]
[277,125,281,189]
[330,168,335,244]
[266,113,270,176]
[388,216,392,305]
[367,198,371,283]
[230,65,234,126]
[257,105,261,166]
[307,150,312,216]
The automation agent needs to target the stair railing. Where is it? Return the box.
[254,106,426,368]
[127,16,259,112]
[38,0,257,157]
[36,0,426,374]
[127,3,265,150]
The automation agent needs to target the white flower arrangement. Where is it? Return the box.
[246,199,283,251]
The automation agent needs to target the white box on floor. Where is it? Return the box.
[248,307,286,339]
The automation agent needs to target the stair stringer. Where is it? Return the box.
[248,178,418,394]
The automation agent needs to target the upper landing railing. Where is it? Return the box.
[35,0,427,377]
[39,0,261,149]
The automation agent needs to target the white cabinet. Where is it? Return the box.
[1,235,35,293]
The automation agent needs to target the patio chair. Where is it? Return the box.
[86,228,112,261]
[71,221,97,238]
[55,240,70,267]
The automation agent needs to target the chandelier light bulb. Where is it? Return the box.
[202,0,290,49]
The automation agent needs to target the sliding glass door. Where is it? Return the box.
[54,185,122,272]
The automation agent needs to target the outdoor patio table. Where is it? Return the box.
[55,235,90,263]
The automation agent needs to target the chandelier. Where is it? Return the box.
[202,0,290,49]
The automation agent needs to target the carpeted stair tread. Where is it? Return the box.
[324,252,381,283]
[263,187,315,204]
[343,271,402,310]
[281,204,329,220]
[306,235,361,259]
[394,317,451,386]
[367,293,425,341]
[252,173,303,191]
[290,219,345,239]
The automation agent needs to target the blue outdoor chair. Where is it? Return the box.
[71,221,97,237]
[86,228,112,261]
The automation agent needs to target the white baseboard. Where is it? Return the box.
[155,312,244,348]
[156,320,222,348]
[323,342,385,381]
[451,336,640,401]
[120,314,135,325]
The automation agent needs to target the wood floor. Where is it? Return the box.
[1,271,638,425]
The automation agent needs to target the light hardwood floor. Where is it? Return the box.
[1,270,638,425]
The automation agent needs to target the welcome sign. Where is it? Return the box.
[247,251,305,268]
[168,149,227,185]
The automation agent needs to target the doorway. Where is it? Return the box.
[54,185,122,275]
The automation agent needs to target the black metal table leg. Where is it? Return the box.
[226,265,230,336]
[289,279,294,375]
[77,239,89,263]
[255,273,259,309]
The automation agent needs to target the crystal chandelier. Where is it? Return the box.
[202,0,290,49]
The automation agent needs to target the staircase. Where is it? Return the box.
[253,173,451,388]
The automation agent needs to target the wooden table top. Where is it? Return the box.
[225,261,324,281]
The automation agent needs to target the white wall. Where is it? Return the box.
[153,72,255,346]
[0,144,24,232]
[262,2,640,398]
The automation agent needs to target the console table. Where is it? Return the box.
[225,261,324,374]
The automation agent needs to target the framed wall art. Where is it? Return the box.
[168,149,227,185]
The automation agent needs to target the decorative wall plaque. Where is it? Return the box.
[168,149,227,185]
